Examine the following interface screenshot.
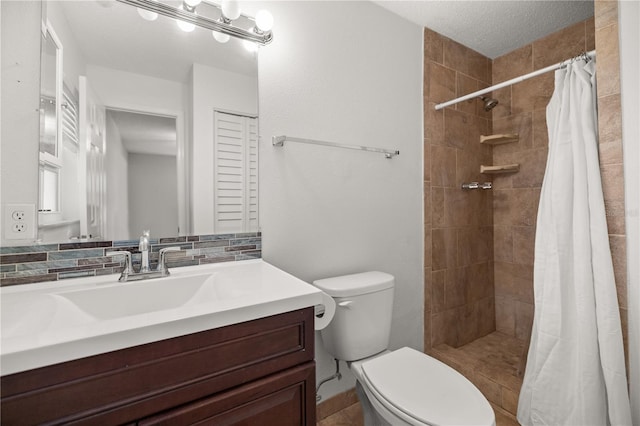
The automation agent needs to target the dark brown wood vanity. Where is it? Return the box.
[0,308,316,425]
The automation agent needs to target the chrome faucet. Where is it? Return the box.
[106,245,181,282]
[139,230,151,273]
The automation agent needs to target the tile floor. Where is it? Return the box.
[317,332,526,426]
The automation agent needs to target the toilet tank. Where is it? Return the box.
[313,271,394,361]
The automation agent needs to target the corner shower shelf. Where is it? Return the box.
[480,134,519,145]
[481,164,520,174]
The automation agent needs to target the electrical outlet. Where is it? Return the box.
[12,211,26,221]
[4,204,36,240]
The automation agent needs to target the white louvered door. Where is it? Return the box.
[213,111,258,233]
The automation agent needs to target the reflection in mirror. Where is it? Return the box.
[106,110,178,240]
[39,24,60,158]
[38,21,64,223]
[4,0,259,245]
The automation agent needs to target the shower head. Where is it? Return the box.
[479,96,499,111]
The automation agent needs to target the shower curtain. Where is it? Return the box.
[517,58,632,425]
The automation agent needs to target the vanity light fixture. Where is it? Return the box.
[176,5,197,32]
[117,0,273,46]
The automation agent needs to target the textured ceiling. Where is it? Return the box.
[372,0,594,59]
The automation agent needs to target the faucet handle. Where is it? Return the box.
[107,250,134,281]
[157,246,181,275]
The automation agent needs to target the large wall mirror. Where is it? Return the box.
[1,0,259,245]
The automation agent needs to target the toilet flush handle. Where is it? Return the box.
[338,300,354,309]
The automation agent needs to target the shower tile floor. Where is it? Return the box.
[317,331,525,426]
[432,331,525,426]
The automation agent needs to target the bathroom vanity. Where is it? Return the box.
[0,260,321,425]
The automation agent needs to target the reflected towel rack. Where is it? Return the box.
[272,135,400,159]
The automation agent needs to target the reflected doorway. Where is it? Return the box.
[105,109,178,240]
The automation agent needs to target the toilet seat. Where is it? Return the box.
[355,347,495,426]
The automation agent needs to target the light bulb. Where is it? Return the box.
[243,40,258,53]
[184,0,201,6]
[137,7,158,21]
[213,31,230,43]
[176,6,196,32]
[221,0,241,20]
[255,10,273,32]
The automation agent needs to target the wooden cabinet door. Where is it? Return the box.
[139,362,316,426]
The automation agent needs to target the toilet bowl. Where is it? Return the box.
[351,348,495,426]
[314,272,495,426]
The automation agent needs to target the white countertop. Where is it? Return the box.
[1,259,322,376]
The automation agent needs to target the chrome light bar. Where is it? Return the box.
[116,0,273,45]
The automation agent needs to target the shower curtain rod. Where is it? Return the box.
[434,50,596,110]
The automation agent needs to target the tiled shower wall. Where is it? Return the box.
[491,18,596,341]
[423,29,496,351]
[0,233,261,286]
[424,9,628,355]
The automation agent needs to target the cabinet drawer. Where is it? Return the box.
[1,308,314,425]
[140,362,316,426]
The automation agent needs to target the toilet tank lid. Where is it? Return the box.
[313,271,394,297]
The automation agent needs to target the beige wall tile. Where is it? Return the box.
[594,0,618,29]
[424,310,433,354]
[491,86,512,119]
[496,295,516,337]
[444,38,490,83]
[511,148,547,188]
[425,228,433,268]
[532,109,548,148]
[601,164,625,202]
[425,102,444,144]
[609,235,627,288]
[445,268,466,309]
[515,301,534,341]
[457,73,479,116]
[597,94,622,146]
[586,17,596,51]
[432,187,445,227]
[493,44,533,83]
[432,309,460,346]
[599,140,623,166]
[427,62,456,103]
[513,226,535,266]
[432,227,457,271]
[494,225,514,263]
[431,145,457,187]
[493,189,514,226]
[459,303,480,345]
[532,20,587,69]
[478,296,497,336]
[467,262,494,301]
[424,27,444,64]
[432,269,445,313]
[493,113,533,153]
[511,188,540,227]
[425,266,433,313]
[595,24,621,97]
[511,73,554,114]
[604,199,626,235]
[444,108,485,150]
[424,182,432,225]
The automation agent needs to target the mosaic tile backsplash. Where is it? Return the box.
[0,233,261,286]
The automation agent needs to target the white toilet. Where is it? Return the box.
[314,271,495,426]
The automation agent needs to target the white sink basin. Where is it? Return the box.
[1,259,322,376]
[57,273,230,319]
